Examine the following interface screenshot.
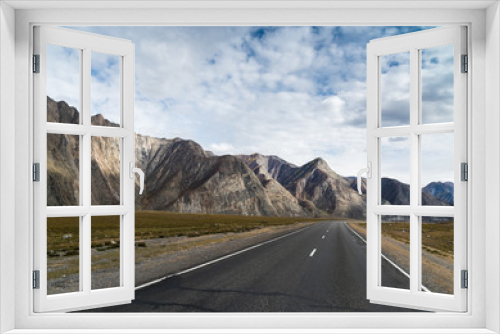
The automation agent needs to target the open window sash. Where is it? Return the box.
[365,26,467,312]
[33,26,136,312]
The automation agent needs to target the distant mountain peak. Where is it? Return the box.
[91,113,119,127]
[425,181,454,187]
[238,152,364,219]
[423,181,454,205]
[311,157,329,169]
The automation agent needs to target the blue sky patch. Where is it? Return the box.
[51,25,452,183]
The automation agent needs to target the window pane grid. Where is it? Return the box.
[374,44,458,297]
[44,47,126,296]
[367,26,466,312]
[34,25,135,312]
[376,213,454,293]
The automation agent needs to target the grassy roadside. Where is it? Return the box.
[48,211,327,255]
[133,211,327,239]
[345,219,454,257]
[47,211,326,292]
[347,219,454,294]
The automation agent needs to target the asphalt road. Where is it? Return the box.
[90,221,417,312]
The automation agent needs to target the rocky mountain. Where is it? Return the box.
[47,97,79,124]
[238,154,297,182]
[90,114,121,205]
[47,97,122,206]
[134,135,302,216]
[423,181,454,205]
[237,154,311,216]
[381,178,450,206]
[47,97,306,216]
[47,97,452,219]
[348,177,452,206]
[240,154,365,218]
[47,132,80,206]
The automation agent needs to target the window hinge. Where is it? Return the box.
[461,162,468,181]
[33,54,40,73]
[461,270,468,289]
[33,270,40,289]
[33,163,40,182]
[461,54,468,73]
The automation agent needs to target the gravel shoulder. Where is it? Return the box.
[347,222,453,294]
[48,221,316,294]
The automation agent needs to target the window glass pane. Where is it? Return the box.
[47,217,80,295]
[421,133,454,206]
[91,52,121,127]
[47,134,80,206]
[380,52,410,127]
[47,45,81,124]
[380,215,410,290]
[91,136,121,205]
[421,216,454,294]
[421,45,454,124]
[380,136,410,205]
[92,215,121,290]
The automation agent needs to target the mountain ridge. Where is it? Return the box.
[47,97,452,219]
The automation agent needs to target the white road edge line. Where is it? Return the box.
[136,224,316,290]
[343,222,431,293]
[310,248,317,257]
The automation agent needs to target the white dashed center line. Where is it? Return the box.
[322,235,325,239]
[309,248,317,257]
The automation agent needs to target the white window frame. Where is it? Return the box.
[366,26,467,312]
[0,1,498,333]
[33,26,136,312]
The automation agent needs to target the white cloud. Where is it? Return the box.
[47,44,81,109]
[90,52,121,124]
[322,95,345,123]
[51,26,452,182]
[209,142,236,154]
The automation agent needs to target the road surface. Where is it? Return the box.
[89,221,417,312]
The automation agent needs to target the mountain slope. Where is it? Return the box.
[348,177,451,206]
[237,154,311,216]
[280,158,366,218]
[238,154,297,182]
[240,155,366,218]
[47,97,307,216]
[47,97,122,206]
[423,181,454,205]
[134,136,280,215]
[382,178,451,206]
[47,97,451,218]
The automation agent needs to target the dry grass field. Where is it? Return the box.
[347,220,453,257]
[347,219,454,294]
[48,212,324,254]
[47,212,323,294]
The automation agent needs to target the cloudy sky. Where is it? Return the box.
[48,26,454,185]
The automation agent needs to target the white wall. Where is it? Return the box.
[2,3,497,332]
[486,2,500,333]
[0,2,16,333]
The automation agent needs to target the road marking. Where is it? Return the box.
[136,224,316,290]
[322,235,325,239]
[310,248,317,257]
[343,222,431,293]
